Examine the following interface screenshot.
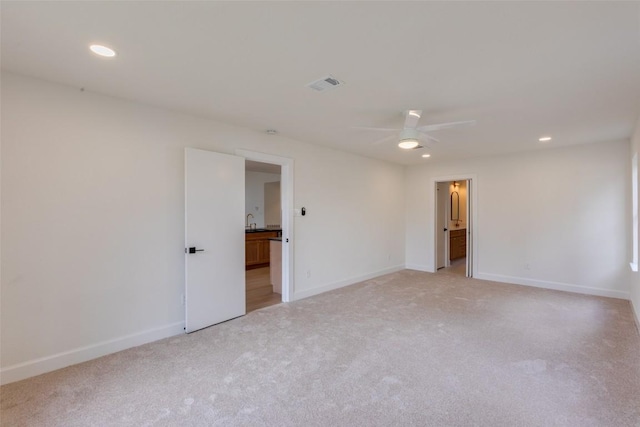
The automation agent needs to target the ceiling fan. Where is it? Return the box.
[355,110,476,150]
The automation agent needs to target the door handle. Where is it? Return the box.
[444,228,448,232]
[186,247,205,254]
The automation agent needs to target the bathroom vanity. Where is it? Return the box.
[449,228,467,260]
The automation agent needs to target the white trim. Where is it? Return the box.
[631,153,638,270]
[474,272,629,300]
[235,149,295,302]
[405,263,431,272]
[293,265,405,301]
[466,179,473,278]
[0,322,184,385]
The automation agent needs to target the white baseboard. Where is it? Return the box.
[474,272,630,300]
[0,321,185,385]
[405,264,433,273]
[293,265,405,301]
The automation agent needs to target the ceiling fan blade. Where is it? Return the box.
[420,133,441,144]
[403,110,422,129]
[417,120,477,133]
[351,126,400,132]
[372,134,398,145]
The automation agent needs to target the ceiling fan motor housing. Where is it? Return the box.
[399,128,420,141]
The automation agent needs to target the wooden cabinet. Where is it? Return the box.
[245,231,278,269]
[449,228,467,260]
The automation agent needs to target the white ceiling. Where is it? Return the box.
[2,1,639,165]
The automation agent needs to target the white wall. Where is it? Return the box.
[0,73,406,383]
[629,114,640,329]
[245,171,280,228]
[406,140,630,299]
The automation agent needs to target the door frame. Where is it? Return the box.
[236,149,294,302]
[431,174,478,277]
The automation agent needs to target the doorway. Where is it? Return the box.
[434,177,474,278]
[184,148,294,333]
[237,149,294,303]
[245,160,283,313]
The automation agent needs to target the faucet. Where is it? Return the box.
[246,213,254,229]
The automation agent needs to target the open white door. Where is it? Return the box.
[436,182,448,269]
[185,148,245,333]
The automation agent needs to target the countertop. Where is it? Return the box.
[268,237,282,242]
[245,228,281,234]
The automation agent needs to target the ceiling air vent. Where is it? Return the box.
[306,75,345,92]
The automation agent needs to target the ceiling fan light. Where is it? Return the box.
[398,139,420,149]
[89,44,116,57]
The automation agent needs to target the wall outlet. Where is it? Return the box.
[524,263,531,271]
[306,269,311,279]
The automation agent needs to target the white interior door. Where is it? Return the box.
[436,182,448,269]
[185,148,245,333]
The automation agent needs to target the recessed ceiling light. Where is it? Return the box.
[265,129,277,135]
[398,139,420,149]
[89,44,116,58]
[408,110,421,118]
[538,136,552,142]
[422,154,431,158]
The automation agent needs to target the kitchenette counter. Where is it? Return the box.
[245,228,281,234]
[245,230,280,269]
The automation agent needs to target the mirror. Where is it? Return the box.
[451,191,460,222]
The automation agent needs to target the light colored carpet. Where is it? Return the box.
[2,269,639,426]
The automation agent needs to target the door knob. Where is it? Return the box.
[186,247,205,254]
